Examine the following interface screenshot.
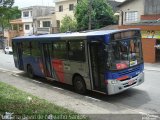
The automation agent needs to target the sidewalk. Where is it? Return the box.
[144,63,160,72]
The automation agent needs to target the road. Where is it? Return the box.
[0,50,19,72]
[0,51,160,120]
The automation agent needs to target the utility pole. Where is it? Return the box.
[88,0,92,30]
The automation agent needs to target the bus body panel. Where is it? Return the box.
[105,64,144,95]
[107,72,144,95]
[23,56,45,77]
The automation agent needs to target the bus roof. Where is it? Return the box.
[12,28,140,41]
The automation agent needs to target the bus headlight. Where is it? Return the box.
[111,80,118,84]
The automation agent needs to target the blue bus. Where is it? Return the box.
[12,29,144,95]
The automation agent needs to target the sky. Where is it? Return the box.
[14,0,125,8]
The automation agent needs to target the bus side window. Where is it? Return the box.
[52,41,67,60]
[23,41,31,55]
[68,40,85,62]
[31,42,41,57]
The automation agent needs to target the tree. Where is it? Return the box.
[1,0,14,8]
[75,0,116,31]
[0,0,20,31]
[0,6,21,30]
[60,16,77,33]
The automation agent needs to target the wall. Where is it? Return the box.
[142,38,156,63]
[141,14,160,20]
[118,0,145,25]
[55,0,77,25]
[23,23,33,36]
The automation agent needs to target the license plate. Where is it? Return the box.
[128,80,134,85]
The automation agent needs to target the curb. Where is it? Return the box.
[0,68,22,74]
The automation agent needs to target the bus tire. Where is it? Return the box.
[27,65,35,78]
[73,75,86,94]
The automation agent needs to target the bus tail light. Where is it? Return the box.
[117,76,129,81]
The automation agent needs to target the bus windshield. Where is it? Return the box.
[108,37,143,70]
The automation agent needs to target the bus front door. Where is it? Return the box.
[89,41,106,92]
[41,43,55,78]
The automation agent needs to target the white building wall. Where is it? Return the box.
[118,0,145,25]
[21,10,33,23]
[23,23,33,36]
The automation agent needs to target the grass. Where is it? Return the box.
[0,81,88,120]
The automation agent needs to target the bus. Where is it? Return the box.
[12,29,144,95]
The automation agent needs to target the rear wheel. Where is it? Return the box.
[27,65,35,78]
[73,75,86,94]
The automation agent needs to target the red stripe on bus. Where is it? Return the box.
[52,59,64,83]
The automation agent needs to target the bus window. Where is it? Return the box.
[52,41,67,60]
[31,42,41,57]
[68,40,85,62]
[23,41,31,55]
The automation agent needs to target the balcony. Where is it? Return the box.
[36,27,51,34]
[36,27,60,34]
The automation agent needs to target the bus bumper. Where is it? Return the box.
[107,72,144,95]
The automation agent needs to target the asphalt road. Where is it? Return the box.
[0,51,160,119]
[0,50,19,72]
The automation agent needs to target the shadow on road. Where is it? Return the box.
[17,72,151,110]
[89,88,151,109]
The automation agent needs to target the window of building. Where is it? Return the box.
[69,4,74,11]
[19,24,23,31]
[52,41,67,59]
[23,11,29,17]
[43,21,51,27]
[68,40,85,62]
[59,5,63,12]
[25,25,30,30]
[125,11,138,23]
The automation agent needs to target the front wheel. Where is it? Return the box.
[27,65,35,78]
[73,76,86,94]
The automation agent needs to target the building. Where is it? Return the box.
[117,0,160,63]
[21,6,54,36]
[117,0,160,25]
[36,13,59,34]
[54,0,120,26]
[55,0,78,26]
[3,19,24,47]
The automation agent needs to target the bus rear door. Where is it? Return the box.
[41,43,55,79]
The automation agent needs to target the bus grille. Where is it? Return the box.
[123,81,137,88]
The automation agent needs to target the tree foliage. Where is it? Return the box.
[60,16,77,33]
[0,6,21,29]
[0,0,20,30]
[75,0,116,31]
[1,0,14,8]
